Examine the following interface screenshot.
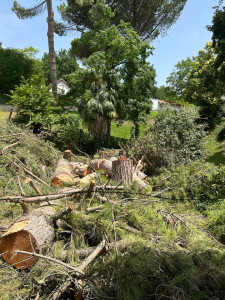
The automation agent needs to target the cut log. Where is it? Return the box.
[99,151,110,159]
[0,206,55,270]
[112,159,133,184]
[136,170,148,181]
[70,162,84,176]
[76,164,92,178]
[133,172,147,190]
[78,172,98,186]
[89,159,113,176]
[52,158,74,187]
[87,180,96,197]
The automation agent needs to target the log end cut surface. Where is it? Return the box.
[0,230,39,269]
[52,174,74,187]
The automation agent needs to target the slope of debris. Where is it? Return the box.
[0,122,225,300]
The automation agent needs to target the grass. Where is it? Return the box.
[203,119,225,166]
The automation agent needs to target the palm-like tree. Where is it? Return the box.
[77,68,117,144]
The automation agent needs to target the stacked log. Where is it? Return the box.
[0,206,55,270]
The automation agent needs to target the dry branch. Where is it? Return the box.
[85,205,104,214]
[12,159,51,187]
[1,141,21,155]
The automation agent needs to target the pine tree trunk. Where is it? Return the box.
[112,159,133,184]
[46,0,58,101]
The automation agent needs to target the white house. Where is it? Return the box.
[150,98,182,111]
[49,78,70,95]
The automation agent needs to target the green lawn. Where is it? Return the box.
[204,120,225,165]
[0,110,15,122]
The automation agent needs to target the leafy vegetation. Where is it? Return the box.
[8,74,59,127]
[131,108,206,175]
[0,46,41,98]
[56,0,187,40]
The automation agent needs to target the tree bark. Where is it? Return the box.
[112,159,133,184]
[46,0,58,101]
[89,159,113,176]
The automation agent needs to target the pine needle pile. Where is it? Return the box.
[0,122,225,300]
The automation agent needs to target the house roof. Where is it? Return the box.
[57,78,69,86]
[158,100,182,107]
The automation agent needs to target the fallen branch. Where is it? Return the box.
[1,141,21,155]
[152,187,172,197]
[85,205,104,214]
[12,159,51,187]
[49,240,106,300]
[26,178,43,196]
[52,205,75,222]
[14,250,84,277]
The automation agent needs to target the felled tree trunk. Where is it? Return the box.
[112,159,133,184]
[90,159,113,176]
[0,206,55,270]
[52,158,74,187]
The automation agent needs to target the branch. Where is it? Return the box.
[14,250,84,277]
[52,205,75,222]
[12,0,47,19]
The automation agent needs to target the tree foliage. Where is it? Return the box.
[166,57,195,97]
[56,0,187,40]
[9,74,59,126]
[66,1,155,140]
[0,46,41,96]
[208,3,225,80]
[183,42,225,127]
[41,49,78,85]
[131,108,206,175]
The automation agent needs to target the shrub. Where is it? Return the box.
[52,113,95,153]
[8,74,59,127]
[131,108,206,175]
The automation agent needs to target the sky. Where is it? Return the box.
[0,0,220,86]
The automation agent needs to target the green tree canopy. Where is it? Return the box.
[66,1,155,141]
[166,57,195,97]
[208,3,225,80]
[41,49,78,85]
[56,0,187,40]
[183,42,225,127]
[0,46,41,96]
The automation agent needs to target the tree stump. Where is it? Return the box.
[0,207,55,270]
[99,151,110,159]
[112,159,133,184]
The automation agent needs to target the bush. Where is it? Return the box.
[8,74,59,127]
[131,108,206,175]
[52,113,96,154]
